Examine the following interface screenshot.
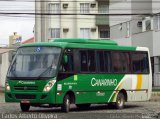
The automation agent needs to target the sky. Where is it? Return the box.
[0,1,35,46]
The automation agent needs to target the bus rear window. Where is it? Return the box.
[131,53,149,74]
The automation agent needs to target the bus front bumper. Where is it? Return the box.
[5,91,55,104]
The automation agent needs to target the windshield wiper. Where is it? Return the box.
[36,65,55,80]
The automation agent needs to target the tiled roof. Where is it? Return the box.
[22,37,34,44]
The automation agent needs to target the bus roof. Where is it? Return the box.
[21,38,144,51]
[52,38,118,46]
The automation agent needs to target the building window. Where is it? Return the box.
[50,28,60,38]
[142,17,153,32]
[80,3,89,14]
[154,15,160,31]
[80,28,90,38]
[145,20,151,31]
[99,30,110,38]
[48,3,60,13]
[98,4,109,13]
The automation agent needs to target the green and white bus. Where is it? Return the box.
[5,38,152,112]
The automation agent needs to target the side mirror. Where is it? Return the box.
[63,55,68,64]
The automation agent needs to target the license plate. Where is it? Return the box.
[21,100,30,104]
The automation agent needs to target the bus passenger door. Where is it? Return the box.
[56,49,75,104]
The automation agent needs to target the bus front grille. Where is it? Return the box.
[15,94,36,99]
[14,86,38,91]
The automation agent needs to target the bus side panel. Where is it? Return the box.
[55,74,124,104]
[110,75,132,102]
[109,74,149,102]
[127,74,148,101]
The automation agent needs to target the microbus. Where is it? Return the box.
[5,38,152,112]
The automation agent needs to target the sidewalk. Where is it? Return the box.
[0,86,4,93]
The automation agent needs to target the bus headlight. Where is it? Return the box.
[5,82,10,91]
[43,80,56,92]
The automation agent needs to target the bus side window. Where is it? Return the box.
[112,52,122,73]
[88,50,96,72]
[80,51,88,72]
[120,52,131,73]
[104,51,112,73]
[97,51,105,72]
[80,50,96,72]
[112,52,131,73]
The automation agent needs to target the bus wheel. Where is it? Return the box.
[20,103,30,112]
[62,94,70,113]
[76,104,91,109]
[115,92,125,109]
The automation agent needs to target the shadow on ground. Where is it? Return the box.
[28,104,142,113]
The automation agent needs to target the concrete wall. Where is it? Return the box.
[131,0,152,14]
[153,31,160,56]
[110,0,152,40]
[109,0,132,26]
[152,0,160,14]
[112,37,132,46]
[110,21,130,39]
[132,31,153,56]
[0,52,10,87]
[0,64,1,87]
[35,0,42,42]
[130,19,143,34]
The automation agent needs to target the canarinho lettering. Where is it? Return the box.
[91,78,117,87]
[18,81,35,85]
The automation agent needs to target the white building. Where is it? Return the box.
[35,0,110,42]
[109,0,160,87]
[0,49,14,88]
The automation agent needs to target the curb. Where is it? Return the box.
[152,92,160,96]
[0,87,4,93]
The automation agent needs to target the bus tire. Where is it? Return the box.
[61,94,70,113]
[20,103,30,112]
[115,92,125,109]
[76,104,91,109]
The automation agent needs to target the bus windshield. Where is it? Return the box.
[7,46,61,79]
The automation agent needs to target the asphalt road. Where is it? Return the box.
[0,92,160,119]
